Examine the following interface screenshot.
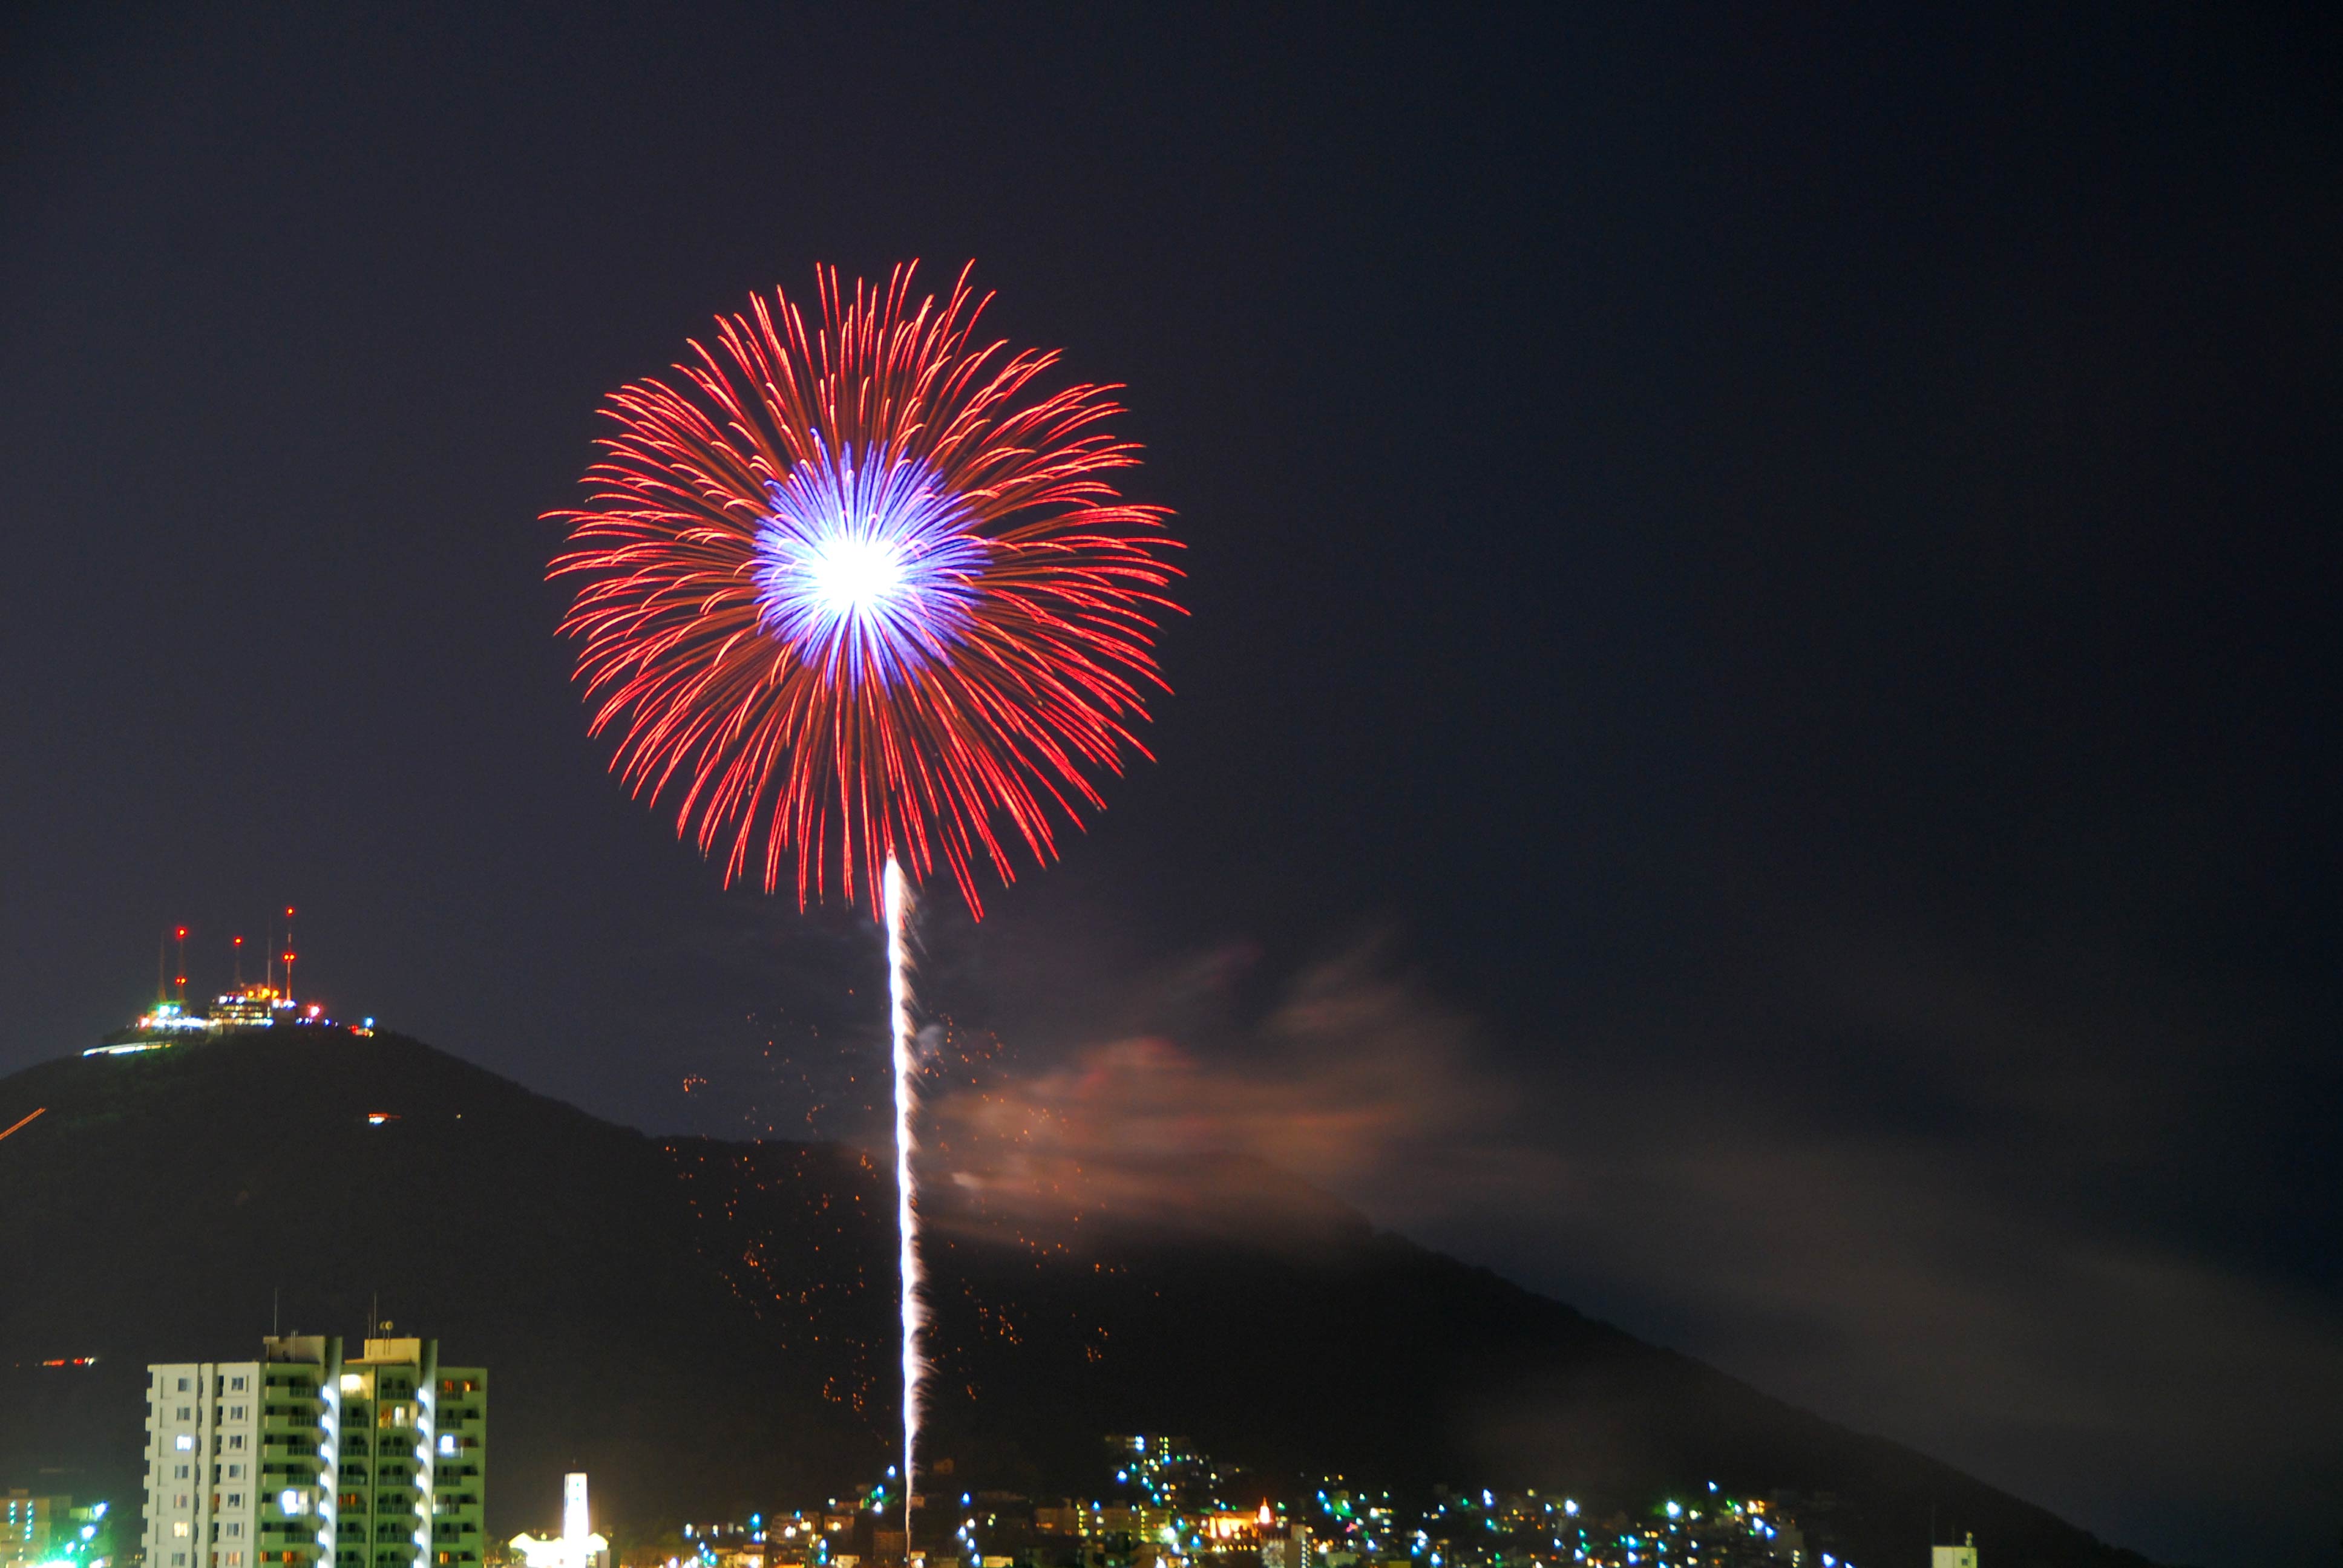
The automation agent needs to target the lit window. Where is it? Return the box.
[177,1436,196,1452]
[436,1437,456,1457]
[339,1376,364,1395]
[281,1492,310,1515]
[175,1525,191,1539]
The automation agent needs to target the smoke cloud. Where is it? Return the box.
[922,940,1572,1244]
[916,924,2343,1564]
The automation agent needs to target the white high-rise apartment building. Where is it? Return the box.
[143,1336,487,1568]
[142,1354,282,1568]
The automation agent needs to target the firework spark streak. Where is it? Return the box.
[552,264,1178,1547]
[885,858,923,1544]
[0,1108,45,1145]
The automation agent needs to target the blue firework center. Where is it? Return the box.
[752,440,987,686]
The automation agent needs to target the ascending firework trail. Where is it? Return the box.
[549,263,1180,1549]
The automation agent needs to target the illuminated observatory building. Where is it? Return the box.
[90,913,375,1057]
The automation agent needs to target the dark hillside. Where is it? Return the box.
[0,1031,875,1530]
[0,1033,2153,1567]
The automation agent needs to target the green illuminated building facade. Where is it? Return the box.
[337,1338,488,1568]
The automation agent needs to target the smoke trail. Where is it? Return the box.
[884,858,923,1552]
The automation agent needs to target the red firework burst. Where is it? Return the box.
[549,263,1179,914]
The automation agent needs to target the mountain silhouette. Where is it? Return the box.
[0,1031,2153,1567]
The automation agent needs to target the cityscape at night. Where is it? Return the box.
[623,1439,1870,1568]
[10,1393,1880,1568]
[2,7,2335,1567]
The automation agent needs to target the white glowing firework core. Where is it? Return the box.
[885,858,924,1547]
[807,534,907,618]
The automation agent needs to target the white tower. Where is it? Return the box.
[511,1475,606,1568]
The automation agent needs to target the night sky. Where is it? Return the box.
[3,7,2336,1564]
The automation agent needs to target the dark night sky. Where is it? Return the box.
[2,5,2336,1563]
